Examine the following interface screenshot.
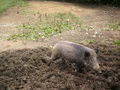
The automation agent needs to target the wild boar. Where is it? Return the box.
[48,41,101,73]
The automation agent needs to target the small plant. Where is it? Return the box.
[107,23,120,31]
[79,40,96,45]
[7,13,83,41]
[114,40,120,45]
[88,40,96,43]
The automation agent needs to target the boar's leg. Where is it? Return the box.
[47,51,61,66]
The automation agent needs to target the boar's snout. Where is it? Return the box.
[85,50,101,73]
[93,61,102,73]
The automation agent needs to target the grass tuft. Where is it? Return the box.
[7,13,83,41]
[107,22,120,31]
[88,39,96,43]
[114,40,120,45]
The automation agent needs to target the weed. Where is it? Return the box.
[88,40,96,43]
[107,23,120,31]
[114,40,120,45]
[79,39,96,45]
[7,13,83,41]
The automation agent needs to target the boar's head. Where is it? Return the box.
[84,49,101,73]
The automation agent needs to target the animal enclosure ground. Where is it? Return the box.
[0,43,120,90]
[0,1,120,90]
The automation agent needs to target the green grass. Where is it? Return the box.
[0,0,28,14]
[17,0,28,7]
[114,40,120,45]
[87,39,96,43]
[107,22,120,31]
[7,13,83,41]
[79,39,96,45]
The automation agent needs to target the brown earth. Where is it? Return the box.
[0,1,120,51]
[0,43,120,90]
[0,1,120,90]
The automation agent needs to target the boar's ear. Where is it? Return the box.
[85,51,90,57]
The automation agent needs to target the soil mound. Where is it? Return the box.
[0,44,120,90]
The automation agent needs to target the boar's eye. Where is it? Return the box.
[85,51,90,57]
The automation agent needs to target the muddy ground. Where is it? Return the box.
[0,43,120,90]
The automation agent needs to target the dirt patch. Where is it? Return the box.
[0,43,120,90]
[0,1,120,52]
